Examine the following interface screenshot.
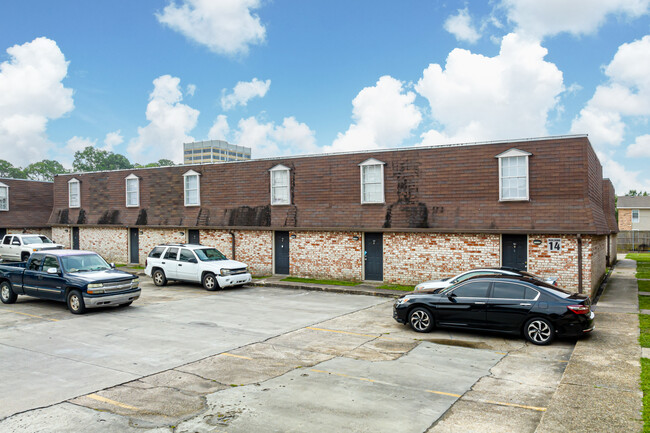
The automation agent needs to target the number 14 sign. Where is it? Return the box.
[548,238,561,252]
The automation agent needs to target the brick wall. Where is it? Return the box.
[78,227,128,264]
[7,228,52,238]
[383,233,501,285]
[619,209,632,230]
[52,227,71,248]
[590,235,607,294]
[200,229,273,275]
[289,231,363,281]
[139,228,187,264]
[609,234,617,265]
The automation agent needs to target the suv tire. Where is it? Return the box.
[202,272,220,291]
[152,269,167,286]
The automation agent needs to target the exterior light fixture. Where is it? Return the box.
[290,234,296,239]
[352,236,360,241]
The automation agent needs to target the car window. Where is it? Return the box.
[164,247,179,260]
[525,287,539,300]
[42,256,60,271]
[149,246,166,258]
[492,282,525,299]
[28,255,43,271]
[39,236,53,244]
[60,254,111,273]
[22,236,45,245]
[451,281,490,298]
[195,248,227,261]
[179,249,196,262]
[2,236,11,245]
[12,238,20,245]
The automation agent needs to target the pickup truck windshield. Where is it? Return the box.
[22,236,53,245]
[60,254,111,273]
[195,248,227,261]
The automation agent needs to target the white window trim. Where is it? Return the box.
[632,209,640,223]
[359,158,385,204]
[125,174,140,208]
[183,170,201,207]
[68,178,80,208]
[0,182,8,212]
[495,149,531,202]
[269,164,291,206]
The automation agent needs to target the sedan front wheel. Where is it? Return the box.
[408,307,434,333]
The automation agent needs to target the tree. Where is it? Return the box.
[25,160,67,181]
[134,159,176,168]
[73,146,132,172]
[626,190,649,196]
[0,159,27,179]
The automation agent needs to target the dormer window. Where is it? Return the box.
[359,158,385,204]
[0,182,8,211]
[270,164,291,205]
[125,174,140,207]
[183,170,200,206]
[496,149,531,201]
[68,178,80,208]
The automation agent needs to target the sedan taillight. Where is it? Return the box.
[567,304,590,314]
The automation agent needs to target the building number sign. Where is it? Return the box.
[548,238,561,252]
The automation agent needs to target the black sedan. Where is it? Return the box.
[393,275,594,345]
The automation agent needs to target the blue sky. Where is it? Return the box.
[0,0,649,193]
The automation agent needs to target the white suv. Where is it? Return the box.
[144,243,252,291]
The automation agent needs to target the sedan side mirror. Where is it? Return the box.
[109,263,115,269]
[46,267,60,275]
[447,292,457,301]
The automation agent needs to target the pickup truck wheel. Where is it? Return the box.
[20,252,30,262]
[202,273,220,291]
[152,269,167,286]
[67,290,86,314]
[0,281,17,304]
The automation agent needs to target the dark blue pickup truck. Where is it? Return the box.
[0,250,140,314]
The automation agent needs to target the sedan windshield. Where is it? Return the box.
[195,248,227,261]
[60,254,111,273]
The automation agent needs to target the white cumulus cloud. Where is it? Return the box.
[571,35,650,149]
[416,33,563,146]
[324,76,422,153]
[234,116,318,158]
[128,75,199,163]
[598,151,650,193]
[444,8,481,43]
[156,0,266,56]
[221,78,271,110]
[627,134,650,157]
[103,130,124,152]
[501,0,650,38]
[208,115,230,141]
[0,37,74,165]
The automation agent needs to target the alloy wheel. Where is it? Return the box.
[204,276,215,289]
[410,310,430,332]
[527,320,551,343]
[70,294,80,312]
[1,285,9,301]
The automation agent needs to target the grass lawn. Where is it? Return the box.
[628,253,650,262]
[642,358,650,431]
[641,281,650,292]
[377,284,415,291]
[640,296,650,311]
[638,263,650,279]
[640,315,650,348]
[252,275,271,279]
[281,277,360,286]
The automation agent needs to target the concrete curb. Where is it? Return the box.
[249,280,403,298]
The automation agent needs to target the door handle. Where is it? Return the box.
[162,261,166,264]
[474,301,486,305]
[178,264,182,266]
[520,303,531,306]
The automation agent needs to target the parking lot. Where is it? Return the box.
[0,279,579,432]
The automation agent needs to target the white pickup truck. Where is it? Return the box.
[0,234,64,262]
[144,243,252,291]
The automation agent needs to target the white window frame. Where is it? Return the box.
[359,158,385,204]
[632,209,640,223]
[0,182,8,211]
[270,164,291,205]
[183,170,201,207]
[68,178,80,208]
[125,174,140,208]
[495,149,531,202]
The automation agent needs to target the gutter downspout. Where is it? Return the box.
[577,234,583,294]
[229,230,236,260]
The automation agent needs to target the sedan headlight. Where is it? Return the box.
[395,297,411,306]
[414,284,424,291]
[220,269,232,276]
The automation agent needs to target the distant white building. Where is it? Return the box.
[183,140,252,164]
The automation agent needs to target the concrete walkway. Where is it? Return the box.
[536,256,643,432]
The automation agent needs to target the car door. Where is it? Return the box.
[176,248,200,282]
[486,281,538,331]
[22,254,43,297]
[0,235,11,260]
[37,255,66,301]
[161,247,179,279]
[11,236,23,260]
[434,280,491,328]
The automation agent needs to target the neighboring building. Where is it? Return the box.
[183,140,251,164]
[0,178,54,239]
[48,135,617,296]
[618,196,650,231]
